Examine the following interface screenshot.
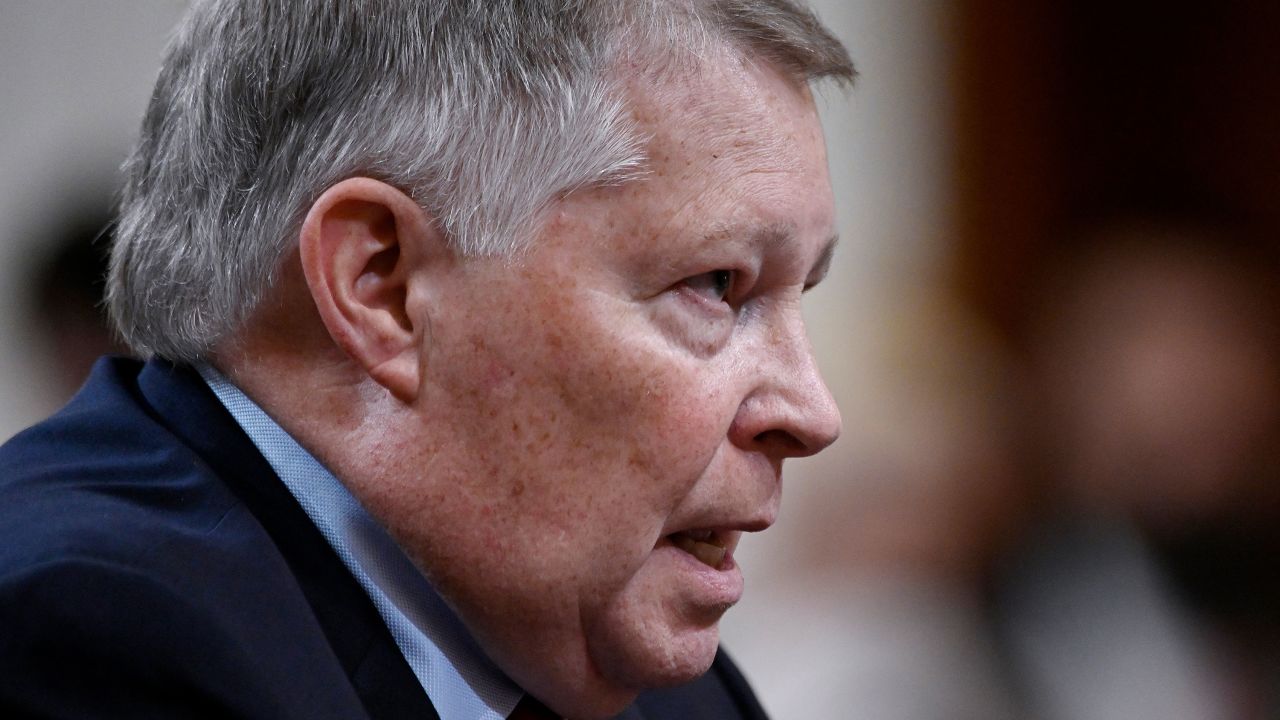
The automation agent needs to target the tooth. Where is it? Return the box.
[691,540,726,567]
[668,532,727,568]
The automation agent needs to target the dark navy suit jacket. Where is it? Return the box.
[0,358,769,719]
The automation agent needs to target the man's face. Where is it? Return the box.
[367,55,840,716]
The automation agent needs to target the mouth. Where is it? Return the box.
[665,529,731,569]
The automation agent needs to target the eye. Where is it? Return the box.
[682,270,734,304]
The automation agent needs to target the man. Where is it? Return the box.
[0,1,851,718]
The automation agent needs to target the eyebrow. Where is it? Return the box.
[720,221,838,256]
[806,234,839,289]
[696,222,839,286]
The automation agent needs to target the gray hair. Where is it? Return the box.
[108,0,854,361]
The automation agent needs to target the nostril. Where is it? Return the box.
[753,429,806,455]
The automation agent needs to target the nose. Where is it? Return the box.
[728,315,842,459]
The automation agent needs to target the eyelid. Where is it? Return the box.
[804,237,838,292]
[682,269,735,304]
[671,256,762,309]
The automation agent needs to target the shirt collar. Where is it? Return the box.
[198,365,523,720]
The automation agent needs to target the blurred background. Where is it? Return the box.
[2,1,1278,718]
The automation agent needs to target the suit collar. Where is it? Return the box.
[133,358,440,720]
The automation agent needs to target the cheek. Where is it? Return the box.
[540,322,734,491]
[412,285,739,573]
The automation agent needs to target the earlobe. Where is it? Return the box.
[298,178,441,403]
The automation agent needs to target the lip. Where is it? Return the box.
[654,533,745,611]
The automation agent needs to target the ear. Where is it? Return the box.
[298,177,444,403]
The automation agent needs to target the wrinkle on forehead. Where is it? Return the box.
[650,99,809,170]
[621,46,818,164]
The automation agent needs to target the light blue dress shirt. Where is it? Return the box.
[198,366,522,720]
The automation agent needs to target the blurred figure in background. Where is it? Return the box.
[995,217,1280,720]
[787,216,1280,720]
[24,208,124,401]
[820,291,1027,720]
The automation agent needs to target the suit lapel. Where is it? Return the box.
[135,359,440,720]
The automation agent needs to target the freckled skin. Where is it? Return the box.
[345,55,841,719]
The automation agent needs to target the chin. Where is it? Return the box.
[546,632,720,720]
[588,614,723,692]
[500,563,733,717]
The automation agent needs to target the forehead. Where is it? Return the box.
[572,54,835,260]
[627,52,824,167]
